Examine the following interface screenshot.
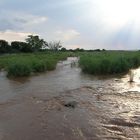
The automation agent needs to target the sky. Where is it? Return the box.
[0,0,140,50]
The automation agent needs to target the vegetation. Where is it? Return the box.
[0,34,78,78]
[0,40,11,53]
[79,51,140,75]
[25,35,47,51]
[47,41,62,51]
[0,52,69,77]
[11,41,32,53]
[7,62,32,77]
[0,35,64,54]
[1,34,140,77]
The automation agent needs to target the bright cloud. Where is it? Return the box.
[66,44,81,49]
[55,29,80,41]
[0,30,33,42]
[93,0,140,29]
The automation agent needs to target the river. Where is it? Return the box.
[0,57,139,140]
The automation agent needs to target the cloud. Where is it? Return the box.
[66,44,81,49]
[0,30,34,42]
[0,0,140,50]
[54,29,80,41]
[0,10,48,31]
[15,15,47,26]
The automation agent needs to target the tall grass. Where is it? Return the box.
[79,51,140,75]
[0,52,69,77]
[1,51,140,77]
[7,61,31,77]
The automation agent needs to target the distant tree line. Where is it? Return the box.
[0,35,106,54]
[67,48,106,52]
[0,35,63,54]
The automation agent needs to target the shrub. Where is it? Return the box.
[79,51,140,75]
[0,52,70,77]
[7,62,31,77]
[45,59,57,70]
[31,60,47,72]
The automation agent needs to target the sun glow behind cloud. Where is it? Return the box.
[90,0,140,29]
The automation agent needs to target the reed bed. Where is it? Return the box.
[0,52,69,77]
[79,51,140,75]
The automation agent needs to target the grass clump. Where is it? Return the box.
[0,52,70,77]
[7,61,31,77]
[31,60,47,72]
[44,59,57,70]
[79,51,140,75]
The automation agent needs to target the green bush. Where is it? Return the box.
[31,60,47,72]
[79,51,140,75]
[7,62,31,77]
[0,52,70,77]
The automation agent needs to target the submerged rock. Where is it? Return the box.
[64,101,78,108]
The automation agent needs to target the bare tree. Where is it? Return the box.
[47,41,62,51]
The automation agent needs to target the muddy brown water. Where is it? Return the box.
[0,57,139,140]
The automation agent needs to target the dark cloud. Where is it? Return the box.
[0,19,15,31]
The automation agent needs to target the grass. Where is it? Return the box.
[79,51,140,75]
[0,52,69,77]
[7,61,31,77]
[1,51,140,77]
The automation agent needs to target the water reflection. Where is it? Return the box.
[115,68,140,92]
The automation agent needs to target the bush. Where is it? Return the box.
[0,40,11,53]
[7,62,31,77]
[31,60,47,72]
[45,60,57,70]
[79,51,140,75]
[0,52,70,77]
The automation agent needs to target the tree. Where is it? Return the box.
[25,35,47,52]
[11,41,32,53]
[102,49,106,51]
[20,42,32,52]
[73,48,85,52]
[0,40,10,53]
[61,47,67,51]
[94,49,101,52]
[47,41,62,51]
[11,41,22,52]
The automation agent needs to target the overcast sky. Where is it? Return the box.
[0,0,140,50]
